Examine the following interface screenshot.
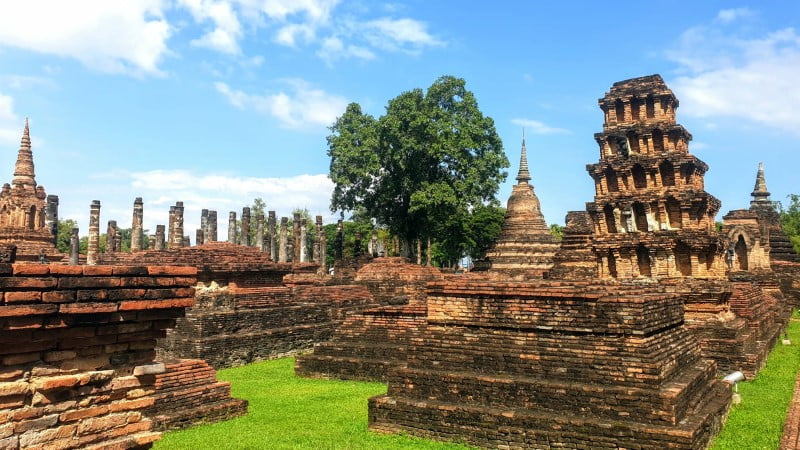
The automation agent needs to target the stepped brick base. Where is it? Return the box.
[295,305,426,381]
[144,359,247,431]
[369,279,731,449]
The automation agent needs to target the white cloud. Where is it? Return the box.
[215,79,347,129]
[666,12,800,135]
[0,1,171,76]
[361,17,442,51]
[317,36,375,64]
[180,0,242,54]
[715,8,752,24]
[274,23,315,46]
[511,118,570,135]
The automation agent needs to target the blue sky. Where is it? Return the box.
[0,1,798,237]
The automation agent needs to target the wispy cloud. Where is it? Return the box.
[180,0,243,55]
[0,1,171,76]
[215,79,348,129]
[0,92,20,145]
[666,10,800,136]
[511,118,570,135]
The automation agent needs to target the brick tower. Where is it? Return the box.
[0,120,62,261]
[585,75,725,278]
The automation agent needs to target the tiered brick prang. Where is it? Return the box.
[369,279,731,449]
[143,359,247,431]
[295,258,444,381]
[476,136,559,278]
[159,283,376,368]
[547,211,597,279]
[584,75,725,279]
[0,121,63,262]
[0,263,196,449]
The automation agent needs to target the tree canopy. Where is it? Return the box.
[327,75,508,262]
[779,194,800,254]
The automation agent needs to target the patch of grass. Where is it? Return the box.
[154,357,472,449]
[711,313,800,450]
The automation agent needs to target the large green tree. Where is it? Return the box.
[328,75,508,261]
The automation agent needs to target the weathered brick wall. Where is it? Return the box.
[353,257,444,305]
[369,278,731,449]
[99,242,317,287]
[0,263,195,449]
[143,359,247,431]
[295,305,426,381]
[159,284,377,368]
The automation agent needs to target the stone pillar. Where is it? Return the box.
[106,220,118,253]
[427,237,432,266]
[114,233,122,253]
[241,207,251,246]
[228,211,237,243]
[354,231,362,257]
[279,217,288,263]
[155,225,166,251]
[299,219,307,262]
[416,240,422,265]
[183,236,190,247]
[256,214,265,251]
[207,210,218,242]
[371,230,378,258]
[200,209,208,245]
[45,194,58,245]
[268,211,276,260]
[195,229,203,247]
[87,200,100,265]
[334,220,343,260]
[319,217,327,272]
[314,216,323,264]
[69,227,79,265]
[293,212,301,263]
[171,202,184,248]
[131,197,144,252]
[167,206,175,247]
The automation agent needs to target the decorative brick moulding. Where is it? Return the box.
[0,263,196,450]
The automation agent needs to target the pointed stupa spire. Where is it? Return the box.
[516,129,531,184]
[750,162,771,207]
[12,118,36,188]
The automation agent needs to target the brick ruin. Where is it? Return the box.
[369,280,731,448]
[295,257,444,381]
[473,134,560,278]
[0,263,197,449]
[0,121,62,263]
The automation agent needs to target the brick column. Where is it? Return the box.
[69,227,79,265]
[87,200,100,265]
[268,211,276,260]
[207,210,217,242]
[167,206,175,247]
[155,225,166,251]
[299,219,307,262]
[314,215,323,264]
[107,220,118,253]
[131,197,144,252]
[279,217,288,263]
[354,230,362,257]
[293,212,301,262]
[256,213,265,251]
[195,229,203,247]
[46,194,58,245]
[371,230,378,257]
[241,207,251,246]
[171,202,184,248]
[228,211,237,243]
[335,220,343,260]
[200,209,208,245]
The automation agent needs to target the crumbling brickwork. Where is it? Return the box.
[143,359,247,431]
[0,263,195,449]
[369,279,731,449]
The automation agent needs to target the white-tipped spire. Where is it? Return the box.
[516,129,531,184]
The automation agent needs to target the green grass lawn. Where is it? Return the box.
[711,313,800,449]
[157,315,800,449]
[154,357,472,449]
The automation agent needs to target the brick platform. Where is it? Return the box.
[144,359,247,431]
[159,284,377,368]
[0,263,195,449]
[369,279,731,449]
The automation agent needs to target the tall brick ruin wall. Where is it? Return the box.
[0,264,195,449]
